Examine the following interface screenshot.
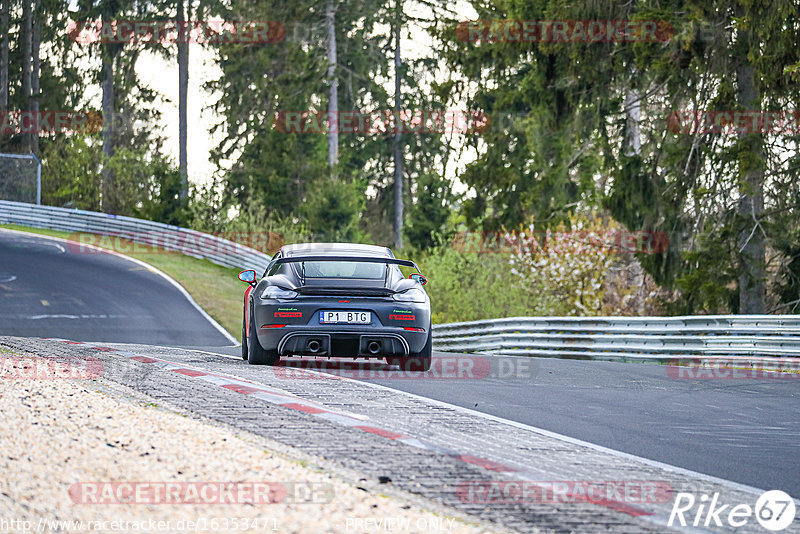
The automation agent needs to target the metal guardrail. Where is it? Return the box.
[0,200,271,273]
[431,316,800,361]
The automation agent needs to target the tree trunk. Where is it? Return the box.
[21,0,32,152]
[326,0,338,169]
[101,37,116,213]
[392,0,403,248]
[0,0,8,112]
[31,0,41,155]
[735,13,766,314]
[623,69,641,157]
[177,0,189,199]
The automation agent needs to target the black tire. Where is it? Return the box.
[241,315,248,360]
[414,329,433,371]
[386,329,432,372]
[418,328,433,358]
[247,302,280,365]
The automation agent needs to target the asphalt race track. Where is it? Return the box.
[0,230,232,346]
[3,228,798,499]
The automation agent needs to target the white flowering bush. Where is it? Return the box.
[508,214,626,316]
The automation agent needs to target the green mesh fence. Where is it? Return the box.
[0,154,39,204]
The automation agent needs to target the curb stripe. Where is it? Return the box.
[130,356,158,363]
[454,455,517,472]
[171,368,207,377]
[355,426,403,439]
[280,403,328,414]
[221,384,263,394]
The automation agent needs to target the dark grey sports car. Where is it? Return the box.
[238,243,432,371]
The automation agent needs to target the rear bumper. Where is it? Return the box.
[258,326,427,357]
[276,330,411,357]
[252,298,430,357]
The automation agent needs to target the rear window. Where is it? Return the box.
[299,261,387,280]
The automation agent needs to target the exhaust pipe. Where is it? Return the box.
[367,341,381,354]
[307,339,321,353]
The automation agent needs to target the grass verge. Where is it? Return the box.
[1,223,245,339]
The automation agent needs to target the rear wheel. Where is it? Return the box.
[241,315,248,360]
[247,303,280,366]
[386,329,432,371]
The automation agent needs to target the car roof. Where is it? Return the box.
[281,243,393,258]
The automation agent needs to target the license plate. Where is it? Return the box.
[320,311,371,324]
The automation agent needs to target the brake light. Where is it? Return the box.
[403,327,425,332]
[261,324,286,329]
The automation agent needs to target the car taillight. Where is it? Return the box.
[403,327,425,332]
[392,287,426,303]
[260,324,286,329]
[261,286,298,299]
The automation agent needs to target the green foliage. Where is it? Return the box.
[770,183,800,312]
[670,229,739,314]
[189,180,311,254]
[415,246,552,324]
[404,172,456,250]
[226,131,328,220]
[102,146,187,225]
[41,136,102,210]
[144,164,187,226]
[602,155,685,288]
[302,177,366,242]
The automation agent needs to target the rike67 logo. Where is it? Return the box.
[669,490,796,531]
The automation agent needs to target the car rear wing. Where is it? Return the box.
[264,255,422,277]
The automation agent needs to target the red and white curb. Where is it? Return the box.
[46,338,677,526]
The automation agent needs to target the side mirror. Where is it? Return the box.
[410,273,427,286]
[238,270,257,284]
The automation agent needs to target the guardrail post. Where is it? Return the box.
[30,152,42,205]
